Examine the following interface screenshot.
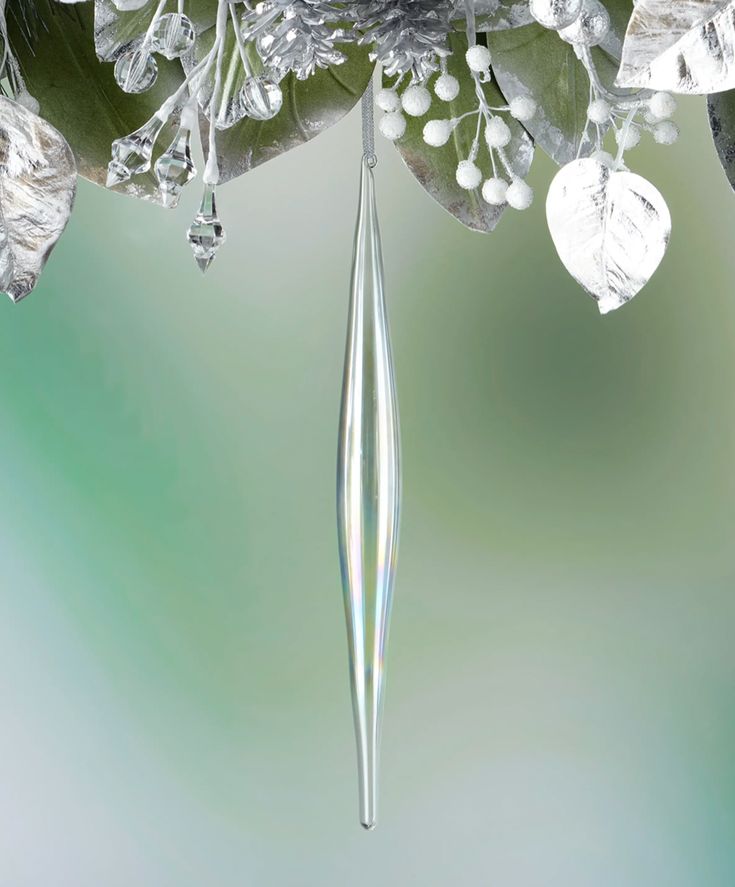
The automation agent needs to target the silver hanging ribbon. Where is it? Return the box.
[337,78,401,831]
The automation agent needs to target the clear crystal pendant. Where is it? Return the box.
[114,48,158,94]
[240,75,283,121]
[187,183,226,272]
[106,115,166,187]
[151,12,196,60]
[154,121,196,208]
[337,151,401,831]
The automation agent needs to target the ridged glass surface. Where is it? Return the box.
[337,157,401,831]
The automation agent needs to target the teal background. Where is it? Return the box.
[1,96,735,884]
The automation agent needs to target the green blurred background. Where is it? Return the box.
[1,94,734,885]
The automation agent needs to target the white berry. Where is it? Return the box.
[509,95,537,122]
[434,73,460,102]
[401,84,432,117]
[615,123,641,150]
[485,116,512,149]
[456,160,482,190]
[376,88,401,113]
[465,44,492,73]
[587,98,611,124]
[423,119,452,147]
[653,120,679,145]
[649,91,677,120]
[482,177,509,206]
[379,111,406,141]
[506,178,534,210]
[591,149,615,168]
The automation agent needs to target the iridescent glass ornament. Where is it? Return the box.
[337,156,401,831]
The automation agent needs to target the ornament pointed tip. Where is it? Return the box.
[196,256,213,273]
[361,818,377,832]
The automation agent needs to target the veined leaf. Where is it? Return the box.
[9,0,184,204]
[617,0,735,95]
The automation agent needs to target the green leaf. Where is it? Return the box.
[388,33,533,233]
[708,91,735,191]
[488,1,633,165]
[193,27,374,184]
[8,0,184,204]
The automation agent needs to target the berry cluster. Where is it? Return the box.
[529,0,679,167]
[377,41,538,212]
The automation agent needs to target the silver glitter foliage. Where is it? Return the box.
[250,0,349,80]
[355,0,454,78]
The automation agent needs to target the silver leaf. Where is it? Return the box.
[457,0,535,30]
[0,96,77,302]
[546,158,671,314]
[616,0,735,94]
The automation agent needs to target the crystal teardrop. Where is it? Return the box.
[337,157,401,831]
[187,183,226,273]
[154,124,196,208]
[106,115,166,187]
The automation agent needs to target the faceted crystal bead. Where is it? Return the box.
[151,13,196,60]
[114,49,158,94]
[154,124,196,208]
[240,76,283,121]
[187,184,226,272]
[106,116,165,187]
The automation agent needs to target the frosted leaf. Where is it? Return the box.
[617,0,735,95]
[546,158,671,314]
[0,96,77,302]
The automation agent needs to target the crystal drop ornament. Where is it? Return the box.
[106,116,166,187]
[187,183,226,273]
[151,12,196,60]
[240,76,283,121]
[154,124,196,208]
[114,48,158,94]
[337,156,401,831]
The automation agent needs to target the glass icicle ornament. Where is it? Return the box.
[154,105,197,208]
[106,114,167,187]
[187,182,226,272]
[337,83,400,830]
